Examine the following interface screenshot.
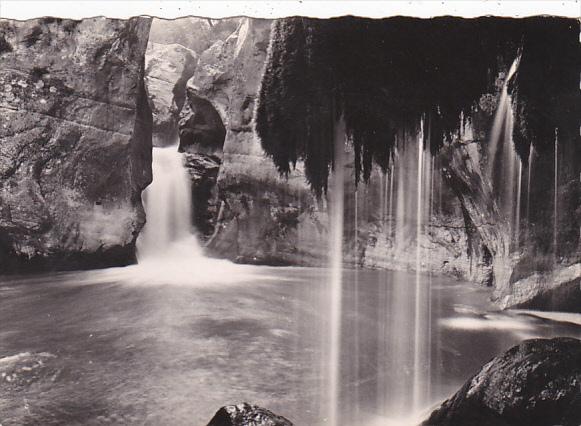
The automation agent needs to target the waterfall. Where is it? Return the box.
[388,163,395,239]
[554,129,559,255]
[486,55,521,246]
[327,119,346,426]
[526,144,534,243]
[137,146,202,261]
[412,118,426,411]
[129,145,262,286]
[515,159,523,248]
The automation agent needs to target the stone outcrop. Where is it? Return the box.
[0,17,152,273]
[423,338,581,426]
[144,42,197,147]
[177,18,324,260]
[497,262,581,312]
[206,403,293,426]
[148,17,241,56]
[170,17,512,276]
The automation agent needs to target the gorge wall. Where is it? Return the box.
[0,17,152,272]
[1,16,579,313]
[144,17,580,312]
[169,18,325,265]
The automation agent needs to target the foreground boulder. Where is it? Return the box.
[206,403,293,426]
[0,17,152,273]
[424,337,581,426]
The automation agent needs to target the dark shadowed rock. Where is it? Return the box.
[206,403,293,426]
[0,17,152,273]
[423,337,581,426]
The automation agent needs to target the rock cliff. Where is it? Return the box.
[177,18,324,263]
[144,42,197,147]
[0,17,152,273]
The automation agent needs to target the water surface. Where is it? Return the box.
[1,266,580,425]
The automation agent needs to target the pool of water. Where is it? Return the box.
[1,265,580,425]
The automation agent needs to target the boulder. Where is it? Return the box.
[144,42,197,147]
[206,403,293,426]
[0,17,152,273]
[423,337,581,426]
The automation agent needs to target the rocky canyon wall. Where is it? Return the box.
[3,15,578,313]
[150,18,523,282]
[174,18,325,265]
[0,17,152,272]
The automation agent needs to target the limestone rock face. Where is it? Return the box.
[0,17,152,272]
[497,262,581,312]
[144,42,197,147]
[206,403,293,426]
[178,18,322,259]
[148,17,241,56]
[424,338,581,426]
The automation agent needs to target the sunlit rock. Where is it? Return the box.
[177,18,321,257]
[144,42,197,147]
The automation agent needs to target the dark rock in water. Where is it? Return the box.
[423,337,581,426]
[206,403,293,426]
[182,152,221,236]
[0,17,152,273]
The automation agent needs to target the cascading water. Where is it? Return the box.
[412,118,427,412]
[554,129,559,255]
[526,144,535,243]
[132,145,261,286]
[486,55,522,247]
[137,146,202,261]
[515,159,523,247]
[327,119,346,426]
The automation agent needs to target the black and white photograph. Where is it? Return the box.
[0,2,580,425]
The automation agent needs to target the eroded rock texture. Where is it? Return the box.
[206,403,293,426]
[424,338,581,426]
[177,18,323,262]
[0,17,152,272]
[144,42,197,147]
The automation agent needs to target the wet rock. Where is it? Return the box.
[423,337,581,426]
[206,403,293,426]
[0,17,152,273]
[178,17,320,253]
[497,262,581,312]
[144,42,197,147]
[182,152,221,236]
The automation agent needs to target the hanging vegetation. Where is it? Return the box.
[255,16,580,195]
